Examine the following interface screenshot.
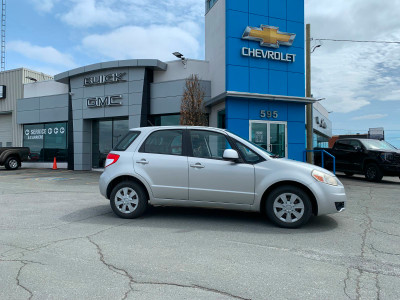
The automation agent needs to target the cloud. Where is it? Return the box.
[60,0,204,29]
[60,0,127,28]
[305,0,400,113]
[81,24,201,61]
[30,0,59,13]
[352,114,388,120]
[8,41,77,68]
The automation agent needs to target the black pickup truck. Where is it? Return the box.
[315,138,400,182]
[0,147,30,170]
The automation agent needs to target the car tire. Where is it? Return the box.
[344,172,354,177]
[4,157,20,170]
[110,181,148,219]
[364,163,383,182]
[265,185,312,228]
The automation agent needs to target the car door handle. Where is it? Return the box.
[136,159,149,165]
[190,163,205,169]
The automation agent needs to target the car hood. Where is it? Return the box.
[264,158,336,177]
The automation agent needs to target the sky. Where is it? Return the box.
[5,0,400,147]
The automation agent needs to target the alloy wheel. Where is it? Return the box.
[273,193,305,223]
[114,187,139,214]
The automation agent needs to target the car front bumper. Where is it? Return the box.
[309,180,347,216]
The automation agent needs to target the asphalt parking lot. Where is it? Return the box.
[0,168,400,300]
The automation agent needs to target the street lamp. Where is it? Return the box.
[172,52,187,67]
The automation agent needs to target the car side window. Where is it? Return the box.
[190,130,231,159]
[335,141,353,151]
[348,140,362,148]
[141,130,183,156]
[234,141,263,164]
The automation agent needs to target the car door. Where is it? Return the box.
[333,140,352,171]
[133,129,188,200]
[188,129,255,205]
[347,140,366,172]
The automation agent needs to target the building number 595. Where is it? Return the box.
[260,110,278,119]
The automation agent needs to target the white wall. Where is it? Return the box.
[24,80,68,98]
[153,60,210,83]
[205,0,226,98]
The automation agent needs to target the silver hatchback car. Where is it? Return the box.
[99,126,346,228]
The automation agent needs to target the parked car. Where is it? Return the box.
[0,147,30,170]
[99,126,346,228]
[315,138,400,182]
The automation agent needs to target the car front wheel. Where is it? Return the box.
[5,157,19,170]
[265,186,312,228]
[110,181,148,219]
[364,163,383,182]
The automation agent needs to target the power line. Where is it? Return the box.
[313,38,400,44]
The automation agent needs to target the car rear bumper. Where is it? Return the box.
[99,171,111,198]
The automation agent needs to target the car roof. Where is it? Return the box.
[129,126,229,134]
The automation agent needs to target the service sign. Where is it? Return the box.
[24,125,66,140]
[241,25,296,63]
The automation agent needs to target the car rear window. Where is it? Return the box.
[113,131,140,151]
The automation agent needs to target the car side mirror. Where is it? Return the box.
[355,146,363,152]
[223,149,239,161]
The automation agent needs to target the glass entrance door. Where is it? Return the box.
[249,121,287,157]
[92,118,129,168]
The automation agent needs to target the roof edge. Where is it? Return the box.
[54,59,168,83]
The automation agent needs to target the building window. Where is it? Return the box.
[313,132,329,148]
[206,0,219,13]
[217,110,225,129]
[151,114,181,126]
[23,122,68,162]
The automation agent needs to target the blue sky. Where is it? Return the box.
[5,0,400,147]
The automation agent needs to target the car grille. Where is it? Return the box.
[393,154,400,164]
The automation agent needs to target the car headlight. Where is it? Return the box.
[311,170,338,186]
[380,153,394,161]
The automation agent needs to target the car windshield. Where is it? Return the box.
[361,140,397,151]
[226,130,275,157]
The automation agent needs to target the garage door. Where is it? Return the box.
[0,113,13,147]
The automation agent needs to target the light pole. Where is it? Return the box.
[306,24,313,163]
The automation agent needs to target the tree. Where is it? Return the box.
[180,74,208,126]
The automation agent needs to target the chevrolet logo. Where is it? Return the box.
[242,25,295,48]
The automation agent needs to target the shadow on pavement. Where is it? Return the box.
[60,204,339,234]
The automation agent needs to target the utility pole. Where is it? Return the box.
[306,24,313,163]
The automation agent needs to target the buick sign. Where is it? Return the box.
[84,73,126,86]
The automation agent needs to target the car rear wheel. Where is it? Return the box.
[364,163,383,182]
[110,181,148,219]
[5,157,19,170]
[265,186,312,228]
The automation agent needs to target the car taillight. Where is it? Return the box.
[105,153,120,168]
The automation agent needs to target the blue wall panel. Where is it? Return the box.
[287,21,304,49]
[287,102,306,122]
[287,0,304,23]
[249,0,269,17]
[288,72,305,97]
[226,10,249,38]
[249,13,268,28]
[227,65,249,92]
[269,70,288,95]
[288,121,306,144]
[227,38,249,67]
[250,68,269,94]
[226,118,250,140]
[226,98,249,119]
[227,0,249,12]
[288,143,305,161]
[287,47,304,73]
[269,0,286,20]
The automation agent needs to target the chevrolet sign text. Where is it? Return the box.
[241,47,296,62]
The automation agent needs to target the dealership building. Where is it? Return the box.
[1,0,333,170]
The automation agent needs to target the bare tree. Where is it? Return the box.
[180,74,208,126]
